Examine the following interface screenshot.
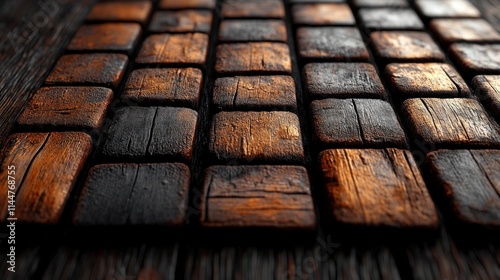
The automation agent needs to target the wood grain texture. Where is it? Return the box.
[353,0,409,8]
[17,86,113,130]
[310,99,407,148]
[67,23,141,54]
[402,98,500,149]
[86,1,152,24]
[297,27,370,62]
[450,43,500,77]
[149,10,213,33]
[209,111,304,164]
[215,43,292,74]
[159,0,216,10]
[74,163,190,226]
[359,8,424,32]
[200,165,316,229]
[221,2,285,19]
[212,75,297,111]
[102,106,198,161]
[472,75,500,121]
[291,4,355,26]
[415,0,481,19]
[122,68,202,108]
[0,132,92,224]
[319,148,438,229]
[426,149,500,229]
[303,63,385,99]
[430,19,500,46]
[218,20,287,42]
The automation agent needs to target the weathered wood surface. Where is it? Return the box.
[358,8,424,32]
[450,43,500,77]
[200,165,315,229]
[472,75,500,121]
[430,19,500,46]
[74,163,190,226]
[352,0,409,8]
[415,0,482,19]
[159,0,216,10]
[218,20,287,42]
[149,10,213,33]
[86,1,152,24]
[319,148,439,229]
[67,23,141,54]
[221,1,285,19]
[311,99,407,148]
[291,4,355,26]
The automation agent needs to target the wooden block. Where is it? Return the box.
[122,68,202,108]
[297,27,370,62]
[221,2,285,19]
[45,54,128,88]
[86,1,152,24]
[292,4,355,26]
[311,99,407,148]
[102,107,198,161]
[426,149,500,229]
[215,43,292,74]
[200,165,315,229]
[17,87,113,130]
[159,0,215,10]
[415,0,481,19]
[472,75,500,121]
[303,63,385,99]
[401,98,500,149]
[67,23,141,54]
[0,132,91,224]
[353,0,408,8]
[136,33,208,66]
[209,111,304,163]
[218,20,287,42]
[73,163,190,226]
[359,8,424,32]
[385,63,471,100]
[430,19,500,46]
[212,75,297,111]
[449,44,500,77]
[370,31,445,64]
[319,148,438,229]
[149,10,213,33]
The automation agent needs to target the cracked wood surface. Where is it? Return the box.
[472,75,500,121]
[149,10,213,34]
[219,19,287,43]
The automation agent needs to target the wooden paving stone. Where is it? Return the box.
[17,87,113,130]
[149,10,213,33]
[159,0,216,10]
[358,8,424,32]
[370,31,445,64]
[353,0,408,8]
[430,19,500,46]
[200,165,315,229]
[415,0,481,19]
[319,148,438,229]
[472,75,500,121]
[73,163,190,226]
[292,4,355,26]
[401,98,500,149]
[385,63,471,100]
[221,2,285,19]
[45,53,128,88]
[449,44,500,77]
[86,1,152,24]
[218,20,287,42]
[102,107,198,161]
[0,132,92,224]
[212,76,297,111]
[311,99,407,148]
[215,43,292,74]
[122,68,202,108]
[297,27,370,62]
[209,111,304,163]
[303,63,385,99]
[136,33,208,66]
[426,149,500,229]
[67,23,141,54]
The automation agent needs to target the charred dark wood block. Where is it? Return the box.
[303,63,385,99]
[449,43,500,77]
[415,0,481,19]
[385,63,471,100]
[215,43,292,74]
[102,107,198,161]
[67,23,141,54]
[0,132,92,224]
[122,68,202,108]
[45,54,128,88]
[319,148,438,229]
[370,31,445,64]
[159,0,216,10]
[426,149,500,229]
[73,163,190,226]
[212,75,297,111]
[86,1,152,24]
[209,111,304,164]
[149,10,213,34]
[353,0,409,8]
[472,75,500,121]
[200,165,315,229]
[218,20,287,42]
[17,87,113,130]
[136,33,209,66]
[221,2,285,19]
[401,98,500,149]
[311,99,407,148]
[430,19,500,46]
[297,27,370,62]
[292,4,355,26]
[358,8,424,32]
